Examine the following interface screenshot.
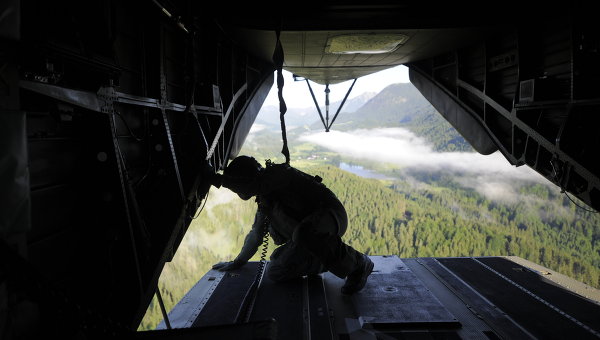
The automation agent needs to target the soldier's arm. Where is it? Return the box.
[212,207,268,271]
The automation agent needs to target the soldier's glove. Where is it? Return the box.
[212,260,244,271]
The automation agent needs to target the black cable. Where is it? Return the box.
[112,124,152,245]
[115,111,144,142]
[108,113,145,299]
[151,0,189,34]
[257,231,270,279]
[550,158,598,214]
[155,288,172,329]
[234,220,270,324]
[194,113,210,152]
[192,190,209,220]
[272,30,290,165]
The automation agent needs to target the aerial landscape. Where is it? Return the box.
[140,80,600,330]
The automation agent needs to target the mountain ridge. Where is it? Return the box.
[301,82,474,152]
[256,91,377,130]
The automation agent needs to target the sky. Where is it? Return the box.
[263,65,410,109]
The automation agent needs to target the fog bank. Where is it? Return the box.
[299,128,549,202]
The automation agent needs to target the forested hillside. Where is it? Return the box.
[140,159,600,331]
[306,164,600,286]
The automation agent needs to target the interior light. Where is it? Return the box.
[325,34,409,54]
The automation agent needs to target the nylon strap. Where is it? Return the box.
[272,30,290,164]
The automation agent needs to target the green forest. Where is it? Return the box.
[138,83,600,331]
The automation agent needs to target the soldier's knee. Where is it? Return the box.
[292,223,314,246]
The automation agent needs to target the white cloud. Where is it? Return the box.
[299,127,550,202]
[249,123,267,134]
[204,187,238,210]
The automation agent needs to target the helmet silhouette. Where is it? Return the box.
[224,156,263,179]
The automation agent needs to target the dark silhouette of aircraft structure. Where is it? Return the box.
[1,1,599,339]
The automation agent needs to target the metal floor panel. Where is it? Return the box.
[477,256,600,331]
[249,263,306,340]
[351,256,460,329]
[323,255,463,339]
[410,257,534,340]
[156,270,226,329]
[161,255,600,340]
[438,257,600,340]
[403,258,504,340]
[191,262,260,328]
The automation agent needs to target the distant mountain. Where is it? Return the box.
[336,91,377,113]
[351,83,431,124]
[256,91,376,130]
[318,83,474,152]
[256,105,317,129]
[261,82,473,152]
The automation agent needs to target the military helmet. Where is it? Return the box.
[224,155,263,179]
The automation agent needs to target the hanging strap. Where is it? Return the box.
[272,30,290,164]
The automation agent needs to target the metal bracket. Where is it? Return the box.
[205,83,248,160]
[19,80,222,115]
[98,86,145,300]
[159,74,186,203]
[305,78,357,132]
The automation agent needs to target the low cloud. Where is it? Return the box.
[299,128,550,202]
[204,187,238,210]
[249,123,267,134]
